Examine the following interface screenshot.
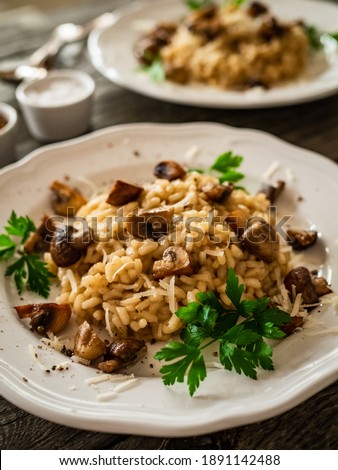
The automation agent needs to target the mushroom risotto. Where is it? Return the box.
[40,160,305,342]
[135,1,310,90]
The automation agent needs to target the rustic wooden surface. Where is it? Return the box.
[1,0,338,450]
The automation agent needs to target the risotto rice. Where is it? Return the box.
[45,166,292,342]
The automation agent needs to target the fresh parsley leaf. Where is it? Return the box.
[5,210,36,243]
[25,254,54,299]
[180,323,208,347]
[225,267,244,309]
[156,268,291,395]
[5,258,28,295]
[211,151,243,173]
[185,0,210,10]
[230,0,247,6]
[328,32,338,43]
[155,341,207,396]
[219,341,257,379]
[219,170,245,183]
[303,24,323,50]
[248,338,274,371]
[176,302,201,323]
[143,58,165,82]
[196,291,224,314]
[0,235,16,260]
[189,150,245,186]
[0,212,54,298]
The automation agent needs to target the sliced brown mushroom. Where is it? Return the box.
[153,161,186,181]
[153,246,194,279]
[257,180,285,203]
[134,22,177,66]
[24,215,56,254]
[201,183,234,203]
[312,276,332,297]
[73,321,107,361]
[241,220,279,263]
[50,180,87,216]
[284,267,319,307]
[287,229,318,251]
[280,315,304,335]
[260,16,285,41]
[126,207,174,240]
[106,180,143,206]
[225,210,248,237]
[184,4,222,40]
[247,1,269,18]
[98,338,146,373]
[50,224,93,267]
[14,303,71,336]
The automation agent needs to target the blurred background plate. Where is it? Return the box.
[88,0,338,109]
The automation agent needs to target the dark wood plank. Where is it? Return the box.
[0,0,338,451]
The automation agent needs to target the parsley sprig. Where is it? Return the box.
[190,150,244,184]
[155,269,291,396]
[303,24,338,51]
[0,211,54,298]
[141,58,166,83]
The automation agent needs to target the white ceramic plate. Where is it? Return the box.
[88,0,338,109]
[1,122,338,437]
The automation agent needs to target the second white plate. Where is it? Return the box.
[88,0,338,109]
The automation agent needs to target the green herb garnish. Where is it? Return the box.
[0,211,54,298]
[303,24,323,50]
[142,58,165,83]
[185,0,211,10]
[155,268,291,396]
[190,150,244,184]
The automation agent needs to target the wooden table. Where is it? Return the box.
[1,0,338,451]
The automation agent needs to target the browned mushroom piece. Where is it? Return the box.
[257,180,285,203]
[50,180,87,216]
[153,161,186,181]
[247,1,269,18]
[50,224,93,267]
[260,16,285,41]
[284,267,319,306]
[134,22,177,66]
[98,338,147,373]
[126,207,174,240]
[280,315,304,335]
[153,246,194,279]
[106,180,143,206]
[73,321,107,361]
[24,215,56,254]
[225,210,248,237]
[287,229,318,251]
[312,276,332,297]
[14,303,71,336]
[241,220,279,263]
[201,183,234,203]
[184,4,222,40]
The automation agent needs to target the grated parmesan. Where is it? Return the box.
[262,161,281,181]
[28,344,48,371]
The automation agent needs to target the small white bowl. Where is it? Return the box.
[0,102,18,167]
[16,69,95,142]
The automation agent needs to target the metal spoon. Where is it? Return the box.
[0,12,114,83]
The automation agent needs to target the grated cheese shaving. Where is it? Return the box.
[104,306,115,339]
[113,378,138,393]
[205,361,223,369]
[111,261,134,282]
[71,355,91,365]
[168,275,177,314]
[262,161,281,181]
[96,391,118,402]
[28,344,48,371]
